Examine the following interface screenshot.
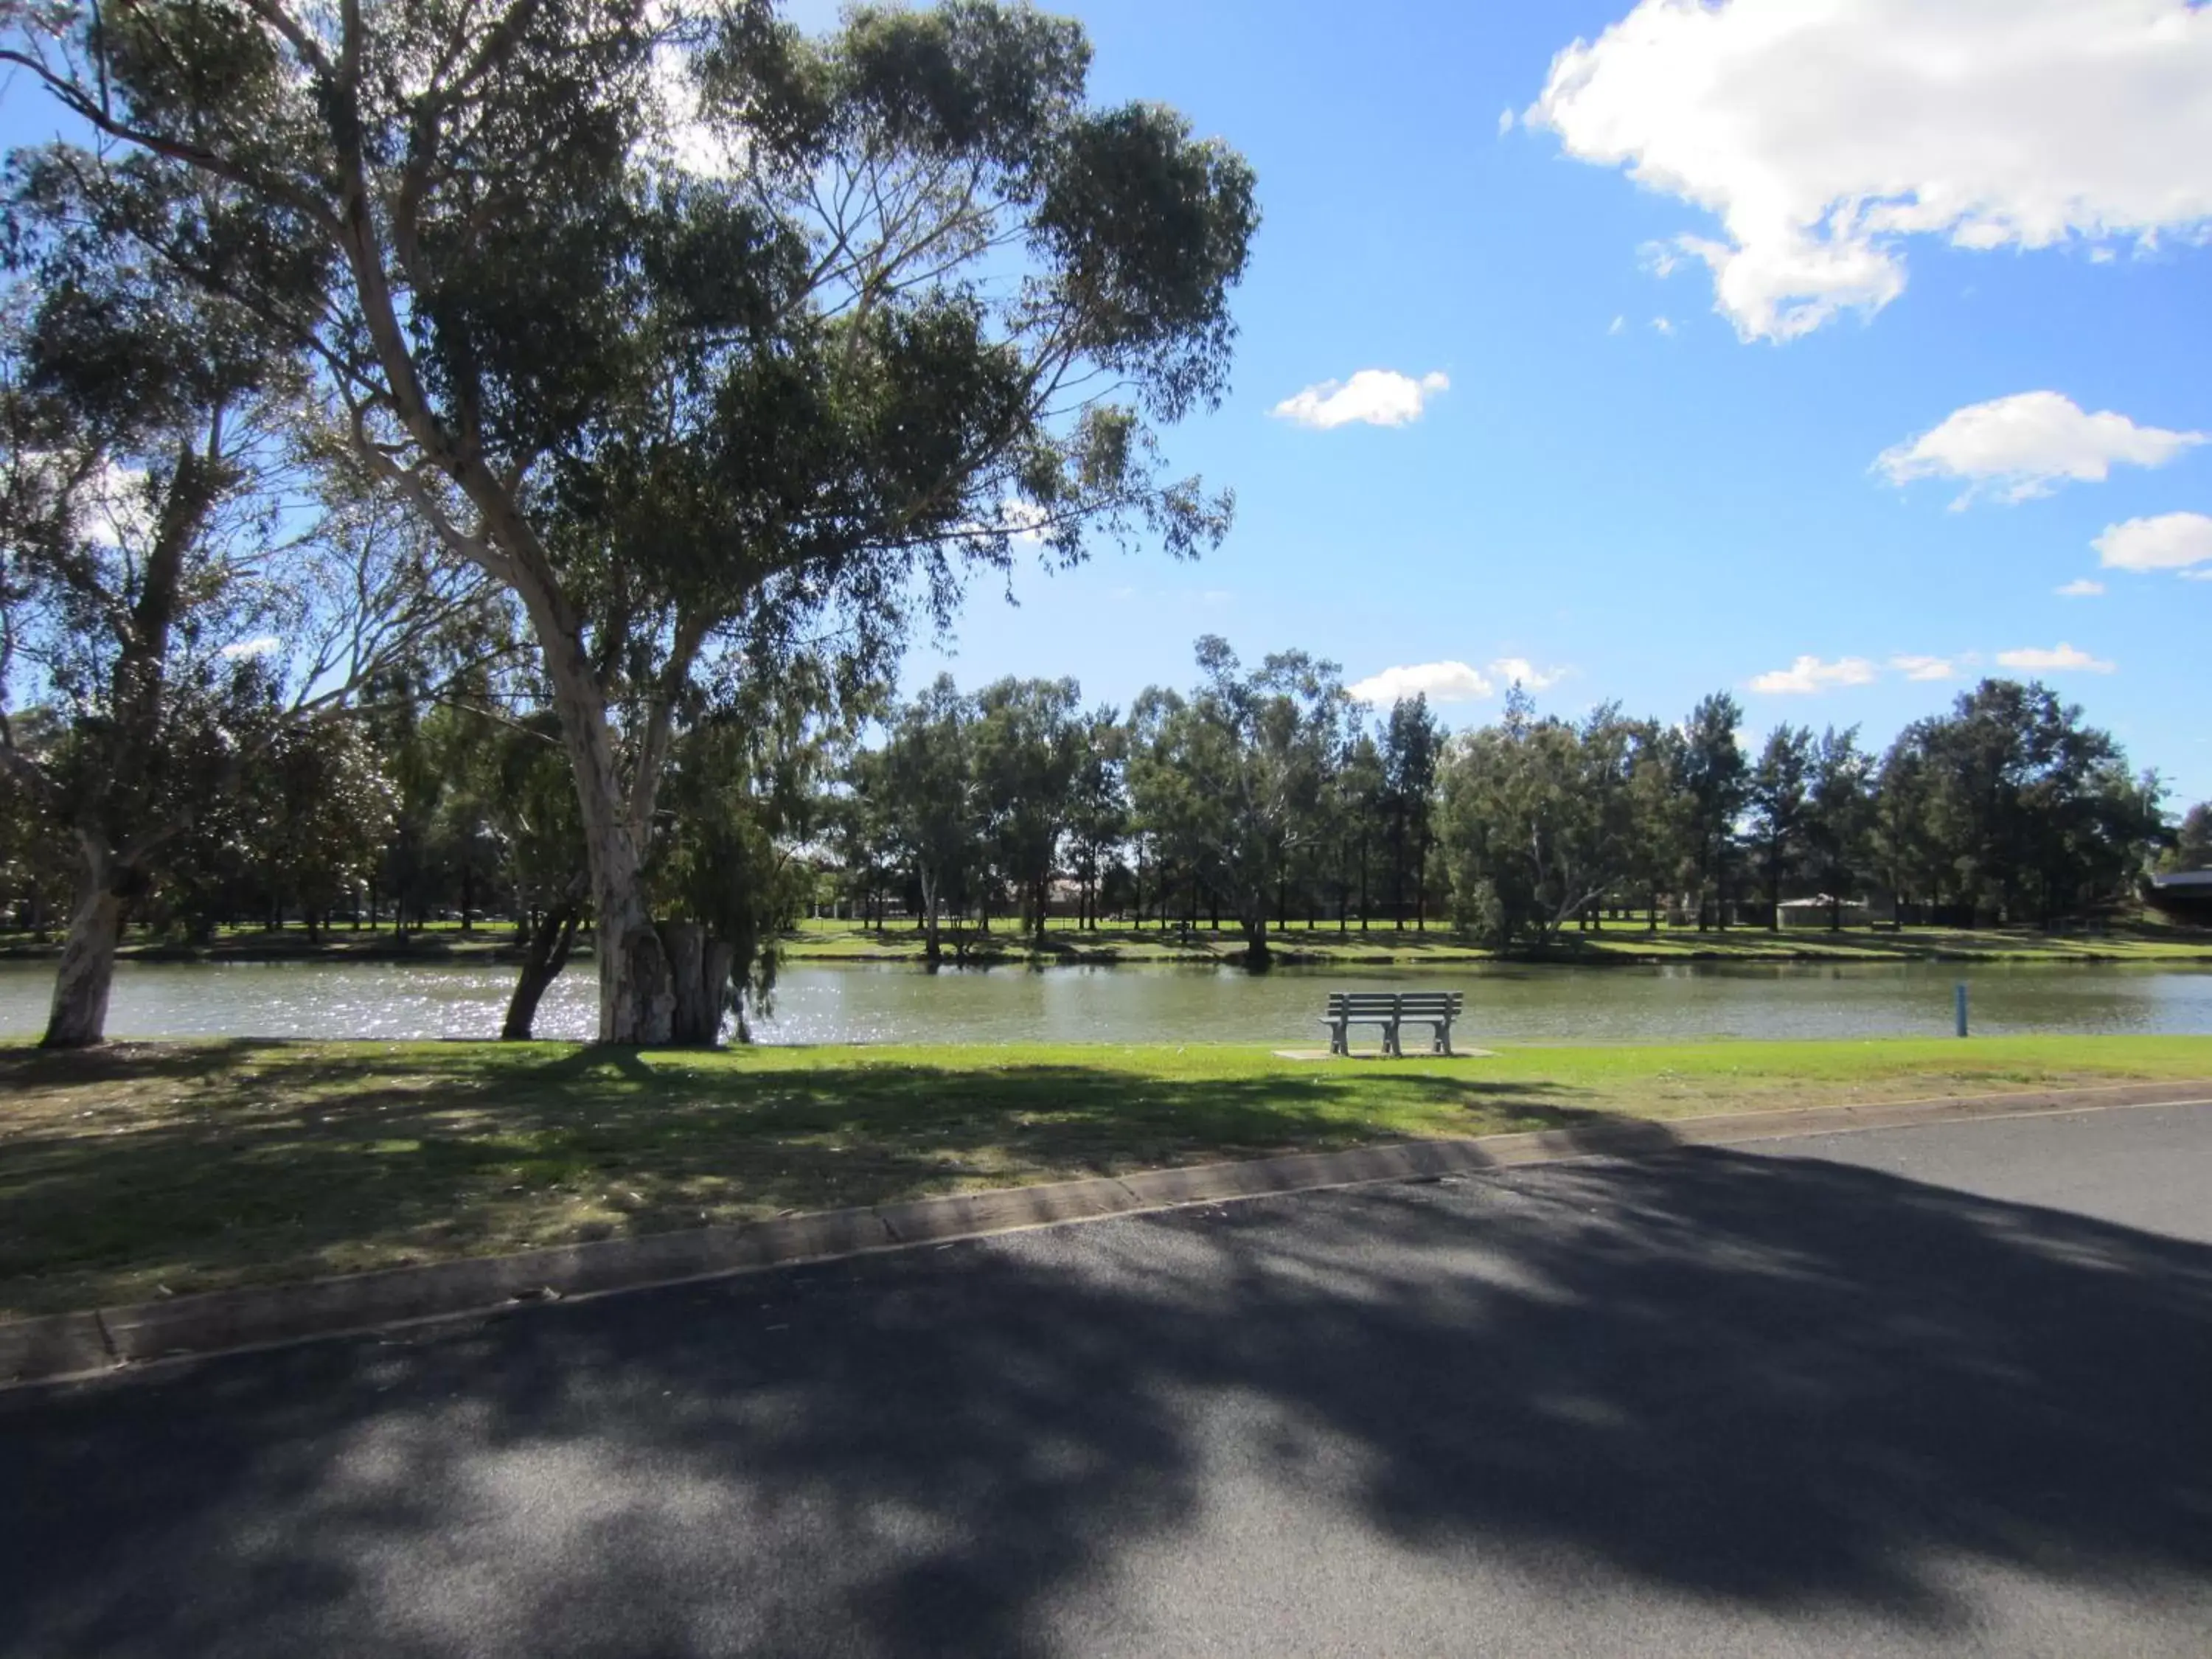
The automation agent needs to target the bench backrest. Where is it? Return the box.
[1324,991,1463,1016]
[1396,992,1463,1015]
[1325,992,1404,1016]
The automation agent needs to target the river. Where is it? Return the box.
[3,958,2211,1045]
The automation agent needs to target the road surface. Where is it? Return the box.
[6,1102,2211,1657]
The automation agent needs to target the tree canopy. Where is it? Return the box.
[1,0,1259,1040]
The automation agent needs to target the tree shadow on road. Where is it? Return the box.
[5,1130,2211,1657]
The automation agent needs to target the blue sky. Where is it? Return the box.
[6,0,2205,803]
[886,0,2212,807]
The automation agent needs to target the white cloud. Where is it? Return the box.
[1528,0,2212,341]
[1889,654,1955,681]
[1877,392,2205,505]
[220,636,282,661]
[2056,579,2106,597]
[1995,642,2116,674]
[1498,107,1516,136]
[1270,369,1450,431]
[1348,661,1493,705]
[1650,316,1674,335]
[1747,655,1879,695]
[1346,658,1570,705]
[998,499,1048,544]
[1608,315,1626,335]
[1486,657,1568,692]
[2094,511,2212,573]
[954,499,1050,546]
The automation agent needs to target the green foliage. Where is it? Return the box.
[1127,636,1348,961]
[248,720,397,931]
[973,675,1082,936]
[865,674,984,959]
[1434,694,1652,949]
[2,0,1261,1040]
[2169,803,2212,873]
[1893,680,2165,925]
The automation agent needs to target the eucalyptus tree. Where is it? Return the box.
[972,675,1081,939]
[2,0,1259,1041]
[1747,723,1813,928]
[1127,637,1346,968]
[1680,692,1747,928]
[1913,680,2161,926]
[1804,726,1873,928]
[1332,721,1385,932]
[1621,715,1689,929]
[1434,693,1646,950]
[1379,693,1442,928]
[870,674,981,966]
[1063,703,1127,928]
[473,705,591,1039]
[645,652,862,1040]
[1870,725,1939,926]
[0,158,482,1044]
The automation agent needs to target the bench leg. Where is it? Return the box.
[1329,1020,1346,1056]
[1384,1020,1401,1059]
[1436,1024,1452,1057]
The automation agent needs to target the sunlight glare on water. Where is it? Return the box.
[3,959,2211,1044]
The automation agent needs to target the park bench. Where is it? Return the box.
[1320,990,1464,1057]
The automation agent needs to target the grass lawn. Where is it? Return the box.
[776,917,2212,966]
[3,1034,2208,1319]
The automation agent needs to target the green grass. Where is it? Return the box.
[776,917,2212,965]
[2,1034,2208,1318]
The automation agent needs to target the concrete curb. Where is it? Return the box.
[4,1078,2207,1388]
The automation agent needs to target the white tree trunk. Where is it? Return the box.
[43,849,124,1049]
[526,590,675,1045]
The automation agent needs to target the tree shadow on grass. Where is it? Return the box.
[0,1046,1584,1314]
[4,1124,2211,1657]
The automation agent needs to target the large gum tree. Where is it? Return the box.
[2,0,1258,1042]
[0,155,483,1046]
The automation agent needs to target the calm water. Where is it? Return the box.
[2,958,2211,1045]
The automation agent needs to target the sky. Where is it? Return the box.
[4,0,2207,803]
[879,0,2212,806]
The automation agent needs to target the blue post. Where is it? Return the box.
[1955,981,1969,1039]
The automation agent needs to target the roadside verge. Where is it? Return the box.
[5,1077,2207,1388]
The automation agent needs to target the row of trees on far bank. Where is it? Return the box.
[2,627,2199,1009]
[831,642,2185,966]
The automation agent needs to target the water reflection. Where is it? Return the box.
[2,958,2210,1044]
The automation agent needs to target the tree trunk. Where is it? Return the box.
[530,599,673,1044]
[1359,835,1369,932]
[42,852,125,1050]
[661,920,734,1046]
[502,903,580,1041]
[1242,908,1270,970]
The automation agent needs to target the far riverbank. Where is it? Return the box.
[8,917,2209,970]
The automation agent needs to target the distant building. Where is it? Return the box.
[2148,870,2212,923]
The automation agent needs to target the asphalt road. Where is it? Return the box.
[7,1102,2212,1658]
